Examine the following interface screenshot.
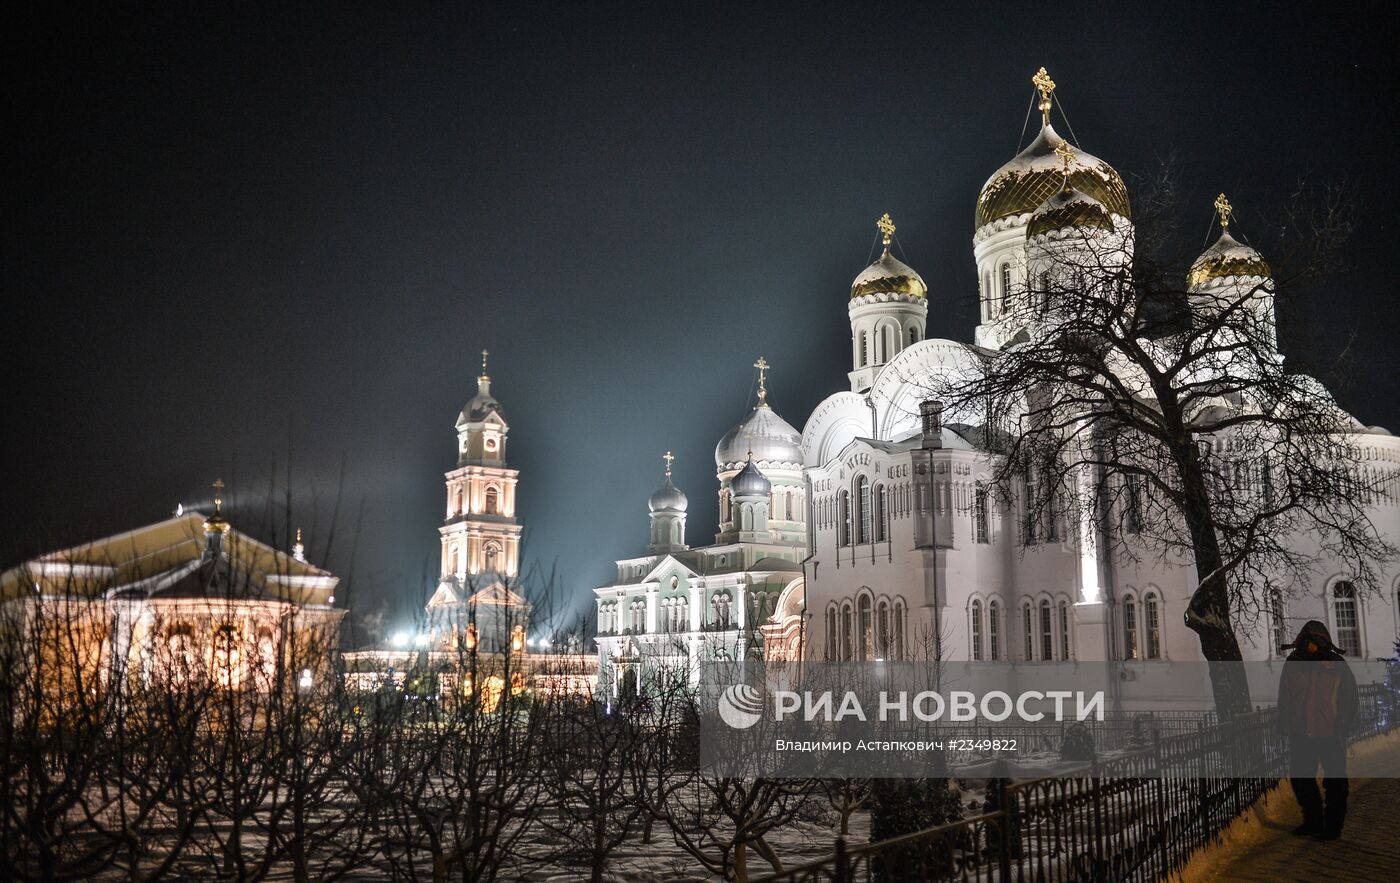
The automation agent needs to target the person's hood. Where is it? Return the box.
[1282,619,1338,653]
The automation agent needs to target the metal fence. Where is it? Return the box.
[754,684,1398,883]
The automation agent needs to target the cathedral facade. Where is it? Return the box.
[593,70,1400,693]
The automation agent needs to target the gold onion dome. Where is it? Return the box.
[977,67,1127,231]
[1188,194,1270,288]
[1188,230,1271,288]
[1026,185,1116,239]
[202,479,232,535]
[851,213,928,299]
[977,124,1130,230]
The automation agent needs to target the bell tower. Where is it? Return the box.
[439,351,522,581]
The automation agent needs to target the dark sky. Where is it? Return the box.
[9,1,1399,639]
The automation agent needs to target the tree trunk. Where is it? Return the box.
[1178,444,1252,718]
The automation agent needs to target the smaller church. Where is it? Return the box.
[592,359,808,698]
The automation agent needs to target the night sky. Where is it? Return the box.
[9,1,1399,640]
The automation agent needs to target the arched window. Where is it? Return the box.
[1331,581,1362,657]
[855,476,870,544]
[825,607,837,660]
[841,604,853,660]
[1270,588,1288,656]
[857,595,873,661]
[838,491,850,546]
[982,272,993,318]
[970,599,984,661]
[450,545,460,575]
[908,325,919,346]
[860,331,870,367]
[974,482,989,544]
[988,599,1001,661]
[1144,591,1163,659]
[881,326,893,363]
[877,600,890,659]
[1059,600,1071,660]
[893,601,906,661]
[1000,264,1012,309]
[1022,603,1034,661]
[873,485,887,542]
[455,487,464,516]
[1039,599,1053,661]
[1123,596,1139,660]
[485,487,499,515]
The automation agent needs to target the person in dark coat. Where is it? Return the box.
[1276,620,1358,839]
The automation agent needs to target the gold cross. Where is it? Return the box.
[663,451,674,477]
[212,479,225,514]
[480,349,489,377]
[1032,67,1056,124]
[876,213,896,251]
[753,356,770,406]
[1213,193,1233,231]
[1054,139,1075,178]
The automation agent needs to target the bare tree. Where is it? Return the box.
[926,163,1393,715]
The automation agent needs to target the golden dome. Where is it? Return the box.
[976,124,1130,231]
[851,252,928,299]
[1026,185,1116,239]
[1188,230,1271,288]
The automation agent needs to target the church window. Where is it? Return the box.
[988,599,1001,661]
[974,483,989,544]
[837,491,851,546]
[1022,603,1034,661]
[1059,600,1071,660]
[1125,475,1143,534]
[1123,596,1138,660]
[873,484,887,542]
[860,331,870,367]
[893,601,906,660]
[840,604,853,660]
[1000,264,1012,310]
[970,599,983,661]
[880,326,893,363]
[455,487,464,516]
[855,476,870,544]
[485,487,499,515]
[908,325,919,346]
[1331,581,1362,657]
[465,623,478,651]
[1039,599,1053,661]
[982,272,993,319]
[857,594,872,660]
[1270,588,1288,656]
[877,599,890,658]
[825,607,837,660]
[1144,591,1163,659]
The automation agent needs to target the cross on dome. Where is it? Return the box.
[479,349,490,379]
[1032,67,1057,125]
[877,213,896,253]
[1055,139,1075,178]
[1214,193,1233,231]
[212,478,225,515]
[663,450,674,477]
[753,356,771,406]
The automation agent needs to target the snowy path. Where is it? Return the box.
[1181,730,1400,881]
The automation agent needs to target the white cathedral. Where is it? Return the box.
[591,69,1400,695]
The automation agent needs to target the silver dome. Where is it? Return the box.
[648,476,688,513]
[714,404,803,469]
[730,456,772,498]
[456,376,504,426]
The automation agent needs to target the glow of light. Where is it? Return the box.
[175,503,185,516]
[391,631,410,648]
[298,669,313,689]
[414,633,429,647]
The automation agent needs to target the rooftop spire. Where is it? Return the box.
[876,213,896,256]
[292,527,306,562]
[663,450,674,478]
[1214,193,1233,231]
[203,478,231,540]
[1032,66,1056,126]
[479,348,490,380]
[753,355,770,407]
